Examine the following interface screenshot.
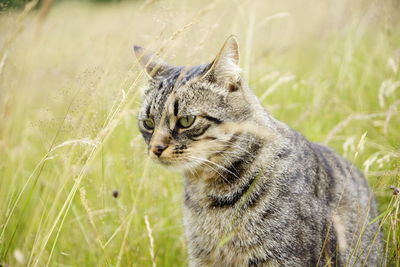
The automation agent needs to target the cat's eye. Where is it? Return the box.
[178,115,196,128]
[143,118,155,130]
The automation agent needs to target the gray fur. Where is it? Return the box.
[135,37,383,266]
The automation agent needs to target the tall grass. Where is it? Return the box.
[0,0,399,266]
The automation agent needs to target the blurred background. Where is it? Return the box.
[0,0,399,266]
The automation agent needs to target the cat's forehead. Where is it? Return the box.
[141,64,210,118]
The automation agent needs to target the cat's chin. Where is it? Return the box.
[153,158,203,173]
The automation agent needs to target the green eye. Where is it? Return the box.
[178,115,196,128]
[143,118,155,130]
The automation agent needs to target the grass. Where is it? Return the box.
[0,0,399,266]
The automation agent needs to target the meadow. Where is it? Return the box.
[0,0,399,266]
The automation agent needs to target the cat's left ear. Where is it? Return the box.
[133,45,171,79]
[202,35,241,91]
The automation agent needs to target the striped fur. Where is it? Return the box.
[134,36,383,266]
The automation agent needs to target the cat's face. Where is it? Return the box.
[135,37,251,171]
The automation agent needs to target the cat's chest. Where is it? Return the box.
[182,197,267,266]
[182,180,237,240]
[182,179,256,247]
[182,201,241,263]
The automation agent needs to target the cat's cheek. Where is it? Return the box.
[140,130,152,145]
[189,138,226,159]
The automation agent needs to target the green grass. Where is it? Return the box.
[0,0,399,266]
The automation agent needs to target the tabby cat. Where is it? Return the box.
[134,36,383,266]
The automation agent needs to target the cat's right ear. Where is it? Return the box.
[133,45,170,79]
[200,35,241,92]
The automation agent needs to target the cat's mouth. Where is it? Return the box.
[147,143,223,171]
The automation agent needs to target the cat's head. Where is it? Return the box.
[134,36,253,171]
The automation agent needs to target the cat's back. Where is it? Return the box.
[309,141,372,202]
[307,141,383,266]
[281,127,374,206]
[266,125,383,265]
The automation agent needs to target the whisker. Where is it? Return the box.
[198,142,253,156]
[187,156,237,184]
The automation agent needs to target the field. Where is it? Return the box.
[0,0,399,266]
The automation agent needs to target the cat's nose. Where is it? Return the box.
[152,144,168,157]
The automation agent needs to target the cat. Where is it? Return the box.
[134,36,384,267]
